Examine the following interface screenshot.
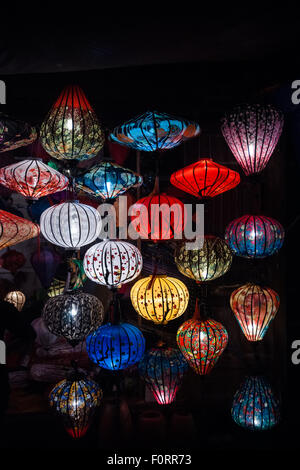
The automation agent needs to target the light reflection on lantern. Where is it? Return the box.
[4,290,26,311]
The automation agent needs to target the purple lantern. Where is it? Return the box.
[31,246,62,288]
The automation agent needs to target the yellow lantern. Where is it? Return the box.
[4,290,26,311]
[130,275,189,325]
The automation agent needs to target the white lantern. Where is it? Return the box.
[40,201,102,249]
[83,240,143,288]
[4,290,26,311]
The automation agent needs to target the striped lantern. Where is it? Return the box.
[4,290,26,311]
[0,209,39,250]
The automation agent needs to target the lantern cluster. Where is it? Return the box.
[4,290,26,311]
[0,209,39,250]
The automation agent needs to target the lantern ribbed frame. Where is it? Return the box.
[0,209,39,250]
[4,290,26,311]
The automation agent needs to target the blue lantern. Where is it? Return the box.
[86,322,145,370]
[231,376,280,431]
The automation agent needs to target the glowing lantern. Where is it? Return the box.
[170,158,240,199]
[0,209,39,250]
[175,235,232,282]
[49,376,103,439]
[0,249,26,274]
[138,345,188,405]
[221,104,284,175]
[40,201,102,249]
[86,322,145,370]
[110,111,200,152]
[176,300,228,375]
[47,258,87,297]
[4,290,26,311]
[230,283,280,341]
[225,215,284,258]
[83,240,142,288]
[130,275,189,324]
[0,113,36,153]
[47,279,65,298]
[40,84,104,161]
[231,376,280,431]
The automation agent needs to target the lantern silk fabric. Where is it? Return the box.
[0,209,39,250]
[4,290,26,311]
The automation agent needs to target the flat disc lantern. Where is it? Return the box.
[224,215,284,258]
[4,290,26,311]
[130,275,189,324]
[221,104,284,175]
[40,85,104,161]
[230,283,280,341]
[0,159,69,200]
[0,209,39,250]
[170,158,240,199]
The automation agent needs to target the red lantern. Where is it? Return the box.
[0,249,26,274]
[0,209,39,250]
[170,158,240,199]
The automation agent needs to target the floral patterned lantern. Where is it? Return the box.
[0,113,37,153]
[221,104,284,175]
[0,209,39,250]
[225,215,284,258]
[4,290,26,311]
[40,85,104,161]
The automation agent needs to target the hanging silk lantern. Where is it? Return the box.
[76,160,143,202]
[130,275,189,324]
[40,201,102,249]
[138,345,188,405]
[175,235,232,282]
[0,159,69,200]
[170,158,240,199]
[231,376,280,431]
[84,240,142,288]
[47,278,65,298]
[225,215,284,258]
[110,111,200,151]
[86,322,145,370]
[31,246,61,288]
[230,283,280,341]
[0,209,39,250]
[47,258,87,297]
[176,300,228,375]
[221,104,284,175]
[0,249,26,274]
[0,113,37,153]
[40,84,104,161]
[43,291,104,346]
[49,376,103,439]
[4,290,26,311]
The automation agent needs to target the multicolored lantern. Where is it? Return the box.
[0,249,26,274]
[110,111,200,152]
[230,283,280,341]
[138,345,188,405]
[225,215,284,258]
[40,84,104,161]
[175,235,232,282]
[86,322,145,370]
[130,275,189,324]
[170,158,240,199]
[231,376,280,431]
[0,159,69,200]
[83,240,142,288]
[31,246,61,288]
[47,257,87,297]
[176,300,228,375]
[4,290,26,311]
[0,209,39,250]
[221,104,284,175]
[0,113,37,153]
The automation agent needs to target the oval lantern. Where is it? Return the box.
[40,201,102,249]
[170,158,240,199]
[231,376,280,431]
[84,240,142,288]
[175,235,232,282]
[31,246,61,288]
[40,84,104,161]
[0,249,26,274]
[225,215,284,258]
[4,290,26,311]
[130,275,189,324]
[138,345,188,405]
[86,322,145,370]
[0,209,39,250]
[230,283,280,341]
[221,104,284,175]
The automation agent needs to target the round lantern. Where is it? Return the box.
[138,346,188,405]
[230,283,280,341]
[4,290,26,311]
[0,209,39,250]
[170,158,240,199]
[231,376,280,431]
[130,275,189,324]
[0,249,26,274]
[221,104,284,175]
[49,376,103,439]
[76,160,143,202]
[175,235,232,282]
[40,84,104,161]
[31,246,62,288]
[176,300,228,375]
[83,240,142,288]
[0,159,69,200]
[86,322,145,370]
[110,111,200,152]
[43,291,104,345]
[224,215,284,258]
[40,201,102,249]
[0,113,37,153]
